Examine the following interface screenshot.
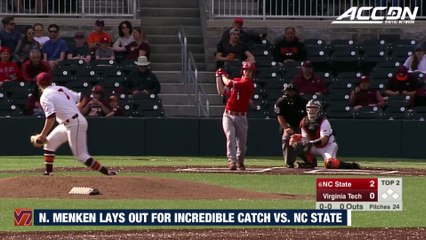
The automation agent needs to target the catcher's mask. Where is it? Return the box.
[306,99,322,121]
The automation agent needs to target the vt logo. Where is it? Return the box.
[14,209,33,226]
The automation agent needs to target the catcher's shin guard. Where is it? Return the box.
[325,158,361,169]
[324,158,340,169]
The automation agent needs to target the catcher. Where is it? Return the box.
[30,72,116,176]
[289,100,360,169]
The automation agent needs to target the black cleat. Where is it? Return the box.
[352,162,361,169]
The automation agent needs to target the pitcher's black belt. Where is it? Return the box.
[64,114,78,125]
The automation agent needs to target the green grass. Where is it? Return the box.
[0,156,425,231]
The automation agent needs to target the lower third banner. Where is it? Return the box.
[33,209,351,226]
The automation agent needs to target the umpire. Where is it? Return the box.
[274,83,307,168]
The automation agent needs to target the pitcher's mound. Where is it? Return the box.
[0,176,310,200]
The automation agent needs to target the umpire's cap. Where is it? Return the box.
[36,72,53,86]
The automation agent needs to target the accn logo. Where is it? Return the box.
[332,7,418,24]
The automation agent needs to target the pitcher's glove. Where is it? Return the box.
[30,134,47,148]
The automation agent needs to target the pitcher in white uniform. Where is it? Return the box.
[35,72,116,175]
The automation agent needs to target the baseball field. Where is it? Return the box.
[0,156,425,240]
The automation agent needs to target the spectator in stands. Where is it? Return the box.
[111,20,134,53]
[42,24,68,69]
[106,95,124,117]
[273,27,307,64]
[95,37,115,60]
[67,31,91,63]
[124,27,150,61]
[87,19,112,54]
[385,65,419,99]
[403,44,426,73]
[215,28,255,69]
[13,26,41,65]
[33,23,49,47]
[220,17,266,45]
[25,88,44,117]
[125,56,161,96]
[350,75,385,111]
[81,85,111,117]
[21,48,51,83]
[0,16,21,53]
[0,47,21,85]
[292,61,328,96]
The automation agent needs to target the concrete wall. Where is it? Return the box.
[1,117,425,159]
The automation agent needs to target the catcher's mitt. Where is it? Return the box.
[30,134,47,148]
[289,134,310,155]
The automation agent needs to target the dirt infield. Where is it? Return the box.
[0,175,310,200]
[0,166,425,240]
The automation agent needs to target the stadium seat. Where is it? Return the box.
[325,104,354,119]
[334,72,362,82]
[250,43,272,57]
[326,89,351,106]
[389,46,414,63]
[315,71,334,84]
[330,46,361,75]
[306,45,331,72]
[353,106,383,119]
[370,68,394,81]
[0,101,22,117]
[360,46,388,74]
[57,59,89,68]
[303,38,326,47]
[247,103,268,119]
[256,66,280,79]
[358,39,388,49]
[390,39,417,48]
[329,39,357,49]
[386,95,412,107]
[383,105,409,120]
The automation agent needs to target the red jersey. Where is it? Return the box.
[225,77,254,112]
[87,31,112,45]
[0,61,21,82]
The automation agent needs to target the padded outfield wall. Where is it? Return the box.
[0,118,424,159]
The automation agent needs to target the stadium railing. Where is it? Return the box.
[206,0,425,20]
[0,0,138,19]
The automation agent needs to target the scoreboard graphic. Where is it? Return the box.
[316,178,402,211]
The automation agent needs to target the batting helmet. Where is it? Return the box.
[241,61,256,71]
[325,158,341,169]
[306,99,322,120]
[36,72,53,86]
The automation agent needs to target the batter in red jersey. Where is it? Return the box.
[215,61,255,170]
[34,72,116,176]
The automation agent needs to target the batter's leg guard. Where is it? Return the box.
[84,158,116,175]
[43,149,55,175]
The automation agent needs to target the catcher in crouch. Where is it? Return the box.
[289,100,360,169]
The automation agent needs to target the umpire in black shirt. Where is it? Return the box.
[274,83,307,167]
